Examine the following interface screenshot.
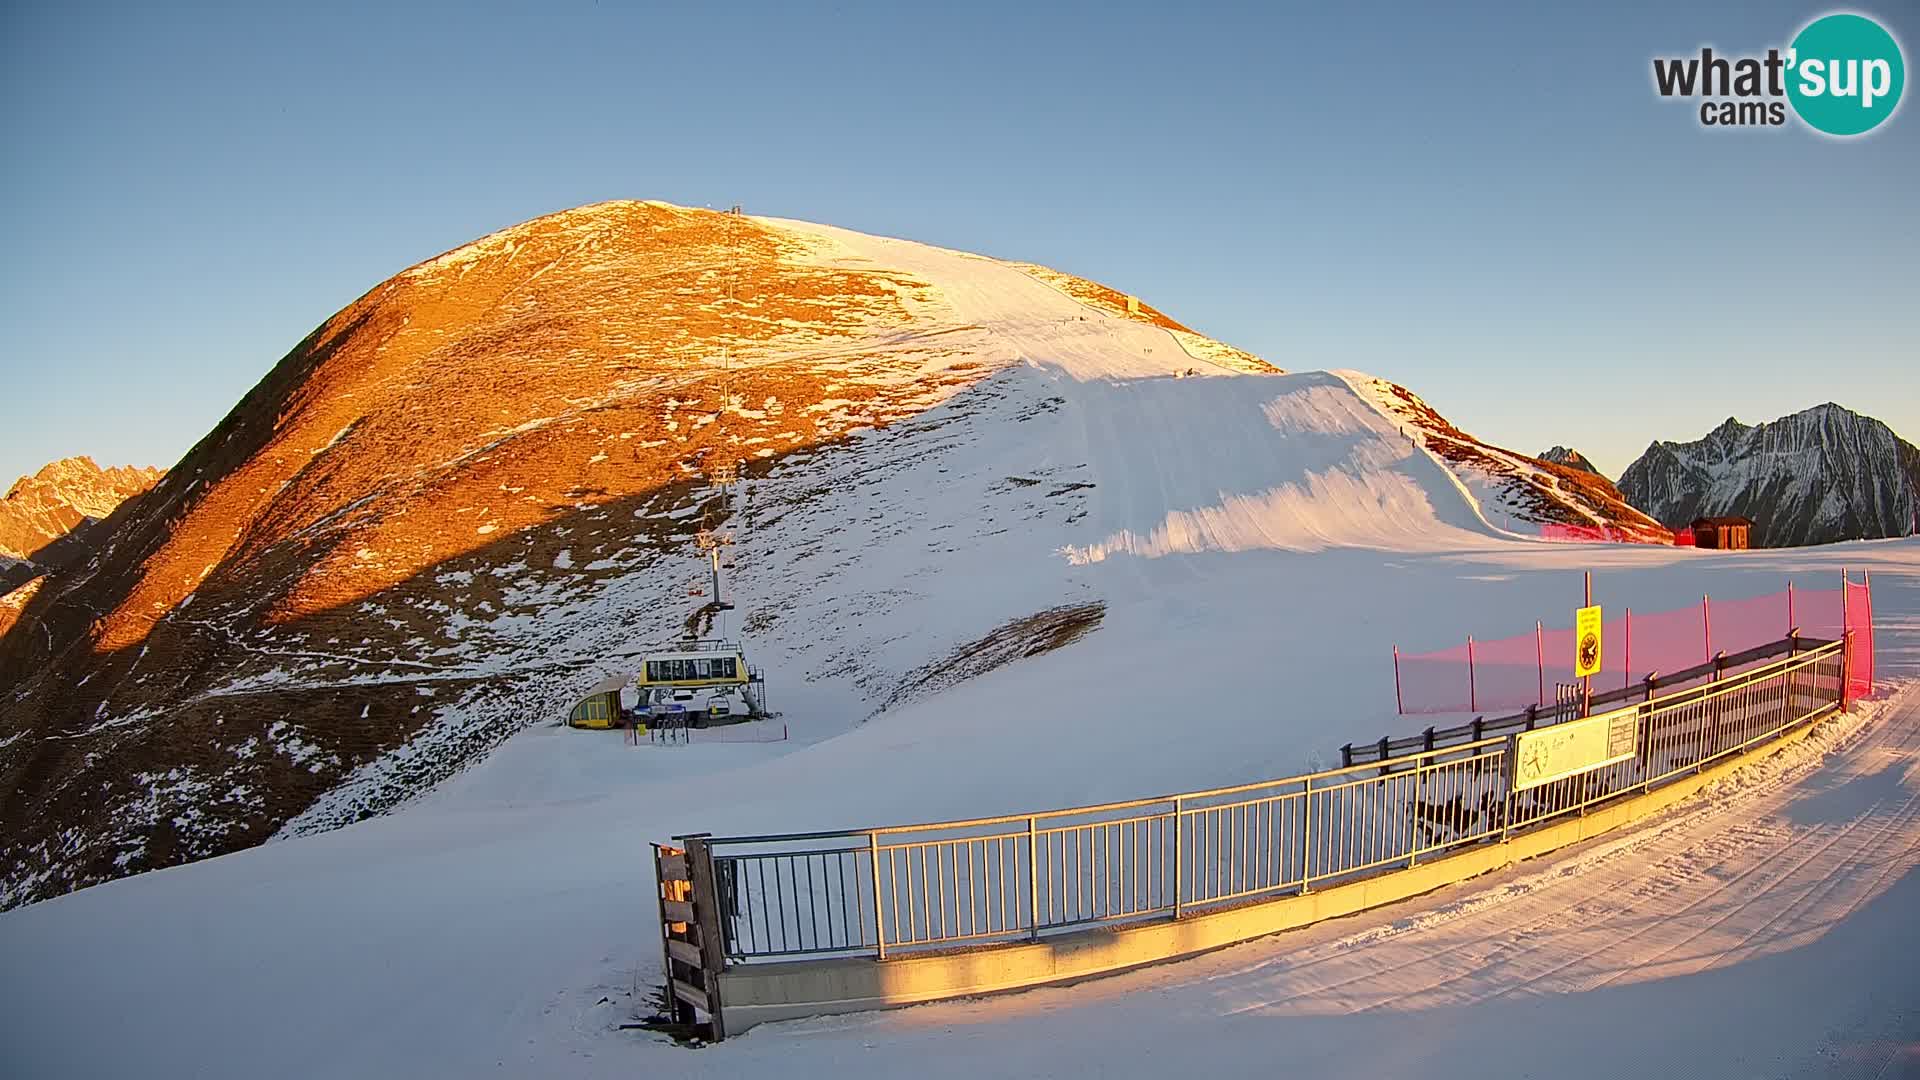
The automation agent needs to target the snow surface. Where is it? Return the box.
[4,214,1918,1076]
[2,531,1915,1077]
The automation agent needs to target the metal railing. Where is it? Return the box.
[688,636,1849,963]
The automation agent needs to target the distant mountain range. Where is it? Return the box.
[1619,404,1920,548]
[0,457,162,590]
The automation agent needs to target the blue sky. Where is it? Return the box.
[1,0,1913,484]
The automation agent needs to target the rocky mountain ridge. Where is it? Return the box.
[1619,403,1919,547]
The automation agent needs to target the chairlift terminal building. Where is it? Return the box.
[639,643,749,688]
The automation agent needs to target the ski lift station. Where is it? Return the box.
[637,639,768,724]
[566,640,769,729]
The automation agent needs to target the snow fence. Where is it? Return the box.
[1393,575,1875,716]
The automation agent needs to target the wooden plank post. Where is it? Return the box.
[683,835,729,1040]
[1467,635,1477,713]
[1535,621,1545,706]
[1702,594,1712,667]
[1392,646,1404,715]
[1624,607,1632,693]
[652,843,697,1027]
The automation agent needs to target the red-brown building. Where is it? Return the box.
[1690,516,1754,550]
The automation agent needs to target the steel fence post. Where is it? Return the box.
[1408,759,1421,868]
[1841,630,1853,713]
[1500,738,1514,840]
[1172,797,1185,918]
[1027,816,1041,940]
[869,831,886,960]
[1299,780,1312,894]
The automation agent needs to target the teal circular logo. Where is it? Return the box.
[1787,13,1905,136]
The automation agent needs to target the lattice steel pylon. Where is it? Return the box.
[696,206,750,628]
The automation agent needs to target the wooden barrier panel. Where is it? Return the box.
[650,839,727,1041]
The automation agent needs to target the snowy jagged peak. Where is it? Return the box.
[1620,403,1920,547]
[0,455,162,562]
[1537,446,1600,475]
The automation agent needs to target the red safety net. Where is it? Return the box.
[1672,527,1696,547]
[1393,575,1876,714]
[1847,577,1874,699]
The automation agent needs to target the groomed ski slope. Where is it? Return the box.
[673,683,1920,1080]
[2,215,1917,1077]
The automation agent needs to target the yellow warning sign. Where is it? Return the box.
[1574,604,1603,678]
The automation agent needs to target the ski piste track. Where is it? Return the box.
[674,685,1920,1080]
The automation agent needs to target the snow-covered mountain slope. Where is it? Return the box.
[0,456,161,564]
[0,201,1656,909]
[1,531,1914,1080]
[1346,376,1670,542]
[1619,404,1920,547]
[1538,445,1600,475]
